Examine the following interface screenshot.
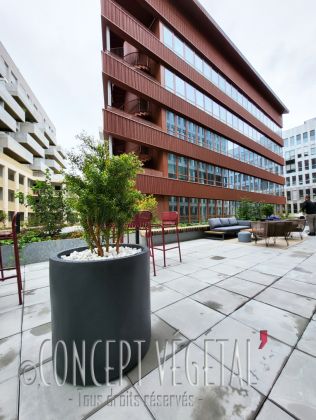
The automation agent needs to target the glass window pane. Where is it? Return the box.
[175,76,185,97]
[174,36,184,57]
[163,26,173,49]
[185,45,194,65]
[164,68,174,91]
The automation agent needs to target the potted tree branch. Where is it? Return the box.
[49,133,151,386]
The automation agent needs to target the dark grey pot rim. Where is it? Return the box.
[50,244,147,264]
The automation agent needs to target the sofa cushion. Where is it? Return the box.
[213,225,250,232]
[208,218,222,229]
[219,218,230,227]
[228,217,238,226]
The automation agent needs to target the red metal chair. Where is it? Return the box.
[128,211,156,276]
[0,212,23,305]
[153,211,182,268]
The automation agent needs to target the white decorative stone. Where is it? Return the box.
[61,246,141,261]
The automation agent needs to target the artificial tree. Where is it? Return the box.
[65,133,143,256]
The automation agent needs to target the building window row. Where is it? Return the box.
[285,147,316,161]
[286,172,316,187]
[162,25,281,136]
[168,153,284,196]
[284,130,315,148]
[168,196,282,223]
[164,68,282,156]
[166,111,282,175]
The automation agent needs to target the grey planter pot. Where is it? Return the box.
[49,244,151,386]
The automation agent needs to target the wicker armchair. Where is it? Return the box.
[251,221,293,246]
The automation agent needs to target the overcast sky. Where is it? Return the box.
[0,0,315,150]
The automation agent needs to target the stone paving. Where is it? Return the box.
[1,235,316,419]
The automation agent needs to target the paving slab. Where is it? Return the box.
[216,277,266,298]
[195,316,291,396]
[19,362,132,420]
[0,307,22,340]
[0,333,21,383]
[22,302,51,331]
[135,343,264,420]
[270,350,316,420]
[21,322,52,365]
[235,270,279,286]
[231,300,308,347]
[0,376,19,420]
[156,298,224,340]
[297,320,316,357]
[165,276,209,296]
[188,269,229,284]
[255,287,316,318]
[272,277,316,299]
[191,286,248,315]
[256,399,295,419]
[150,285,184,312]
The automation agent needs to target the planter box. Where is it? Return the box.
[140,225,209,246]
[1,238,87,266]
[50,244,151,386]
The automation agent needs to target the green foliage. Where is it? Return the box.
[236,200,262,221]
[19,171,67,236]
[236,200,276,220]
[261,203,274,217]
[0,210,6,226]
[137,194,158,221]
[65,133,143,256]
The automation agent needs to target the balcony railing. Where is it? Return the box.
[120,99,151,119]
[123,52,152,73]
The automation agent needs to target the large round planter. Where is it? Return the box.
[49,244,151,386]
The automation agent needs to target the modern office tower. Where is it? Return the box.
[283,117,316,215]
[0,41,66,223]
[101,0,288,222]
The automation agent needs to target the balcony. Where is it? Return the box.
[0,80,25,122]
[123,51,153,74]
[7,83,41,123]
[56,145,66,159]
[0,105,17,131]
[143,168,163,177]
[51,173,64,184]
[0,132,33,163]
[121,98,151,120]
[41,124,57,145]
[30,158,49,173]
[19,122,49,148]
[45,159,62,173]
[45,146,66,168]
[12,132,45,158]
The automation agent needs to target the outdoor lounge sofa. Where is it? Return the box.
[206,217,251,239]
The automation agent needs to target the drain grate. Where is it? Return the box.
[210,256,226,260]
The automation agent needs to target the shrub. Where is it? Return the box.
[65,133,143,255]
[18,171,68,236]
[137,194,158,221]
[0,210,6,227]
[261,203,274,218]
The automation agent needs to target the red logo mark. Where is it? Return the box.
[259,330,268,349]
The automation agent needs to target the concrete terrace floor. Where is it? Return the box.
[1,235,316,420]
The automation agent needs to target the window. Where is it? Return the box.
[179,197,189,222]
[0,187,3,200]
[189,160,198,182]
[166,111,175,135]
[290,136,295,146]
[188,122,196,143]
[169,196,178,212]
[310,130,315,142]
[312,158,316,169]
[208,200,216,217]
[195,55,203,73]
[8,169,15,182]
[216,200,223,216]
[215,167,222,187]
[174,36,184,58]
[197,127,205,147]
[190,198,199,222]
[185,45,194,66]
[8,189,15,202]
[177,116,186,140]
[199,162,207,184]
[200,199,207,222]
[186,83,195,104]
[299,189,304,199]
[292,176,296,186]
[303,132,308,144]
[178,157,188,181]
[299,175,303,185]
[286,191,291,201]
[195,90,204,109]
[305,174,310,184]
[175,76,185,97]
[164,69,174,91]
[296,134,301,145]
[163,27,173,47]
[293,203,298,213]
[168,154,177,179]
[298,161,302,172]
[305,160,310,170]
[207,165,214,185]
[19,175,24,185]
[313,173,316,183]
